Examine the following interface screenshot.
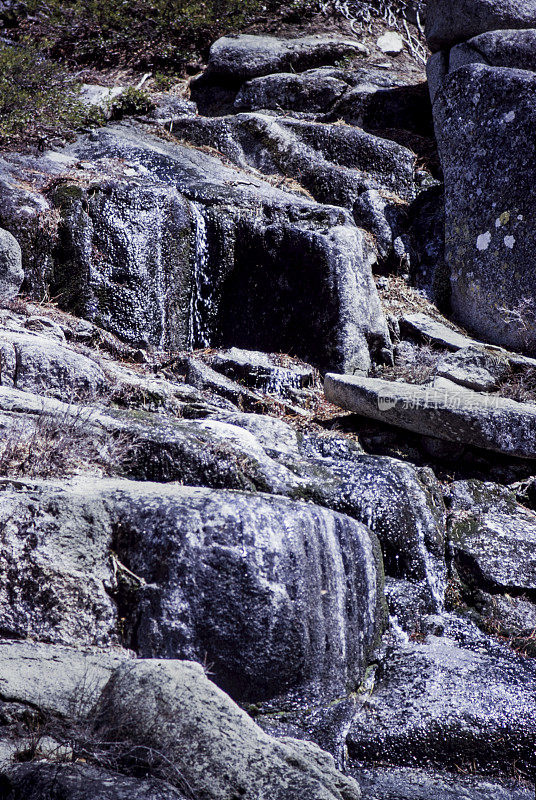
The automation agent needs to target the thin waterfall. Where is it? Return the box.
[188,202,212,349]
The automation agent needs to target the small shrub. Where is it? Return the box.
[0,42,87,148]
[108,87,155,120]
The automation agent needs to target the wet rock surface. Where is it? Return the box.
[449,480,536,593]
[346,636,536,776]
[3,764,190,800]
[352,767,533,800]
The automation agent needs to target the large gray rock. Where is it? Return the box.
[208,347,316,395]
[435,346,510,392]
[324,373,536,458]
[434,64,536,352]
[0,228,23,303]
[0,329,108,399]
[170,112,417,207]
[328,77,432,139]
[347,637,536,774]
[61,123,390,373]
[425,0,536,51]
[54,180,194,351]
[450,29,536,73]
[0,476,385,702]
[1,120,391,372]
[0,480,118,646]
[235,69,350,114]
[428,29,536,103]
[103,481,385,702]
[288,454,447,612]
[95,658,363,800]
[449,480,536,592]
[210,411,447,611]
[199,34,365,82]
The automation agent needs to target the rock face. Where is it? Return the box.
[449,28,536,73]
[433,64,536,353]
[435,346,510,392]
[449,480,536,592]
[0,477,385,703]
[104,482,386,702]
[170,112,417,207]
[54,182,194,350]
[425,0,536,51]
[7,121,389,373]
[347,636,536,775]
[0,640,126,716]
[0,329,108,399]
[324,373,536,459]
[0,228,23,303]
[95,659,363,800]
[3,764,189,800]
[427,3,536,355]
[352,767,533,800]
[0,480,118,647]
[2,20,536,800]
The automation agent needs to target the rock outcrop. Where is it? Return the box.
[427,2,536,353]
[347,635,536,775]
[434,64,536,353]
[197,33,366,83]
[425,0,536,52]
[0,119,392,373]
[0,477,385,703]
[96,659,364,800]
[0,18,535,800]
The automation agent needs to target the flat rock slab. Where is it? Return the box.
[0,640,126,717]
[399,312,476,351]
[324,374,536,459]
[200,34,365,82]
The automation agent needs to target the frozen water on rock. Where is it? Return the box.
[388,614,410,644]
[188,202,213,348]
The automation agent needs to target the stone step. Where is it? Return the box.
[324,373,536,459]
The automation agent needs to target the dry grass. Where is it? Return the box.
[0,405,129,478]
[375,274,448,320]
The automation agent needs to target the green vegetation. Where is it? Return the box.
[19,0,316,72]
[0,0,315,148]
[0,43,88,147]
[108,87,155,119]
